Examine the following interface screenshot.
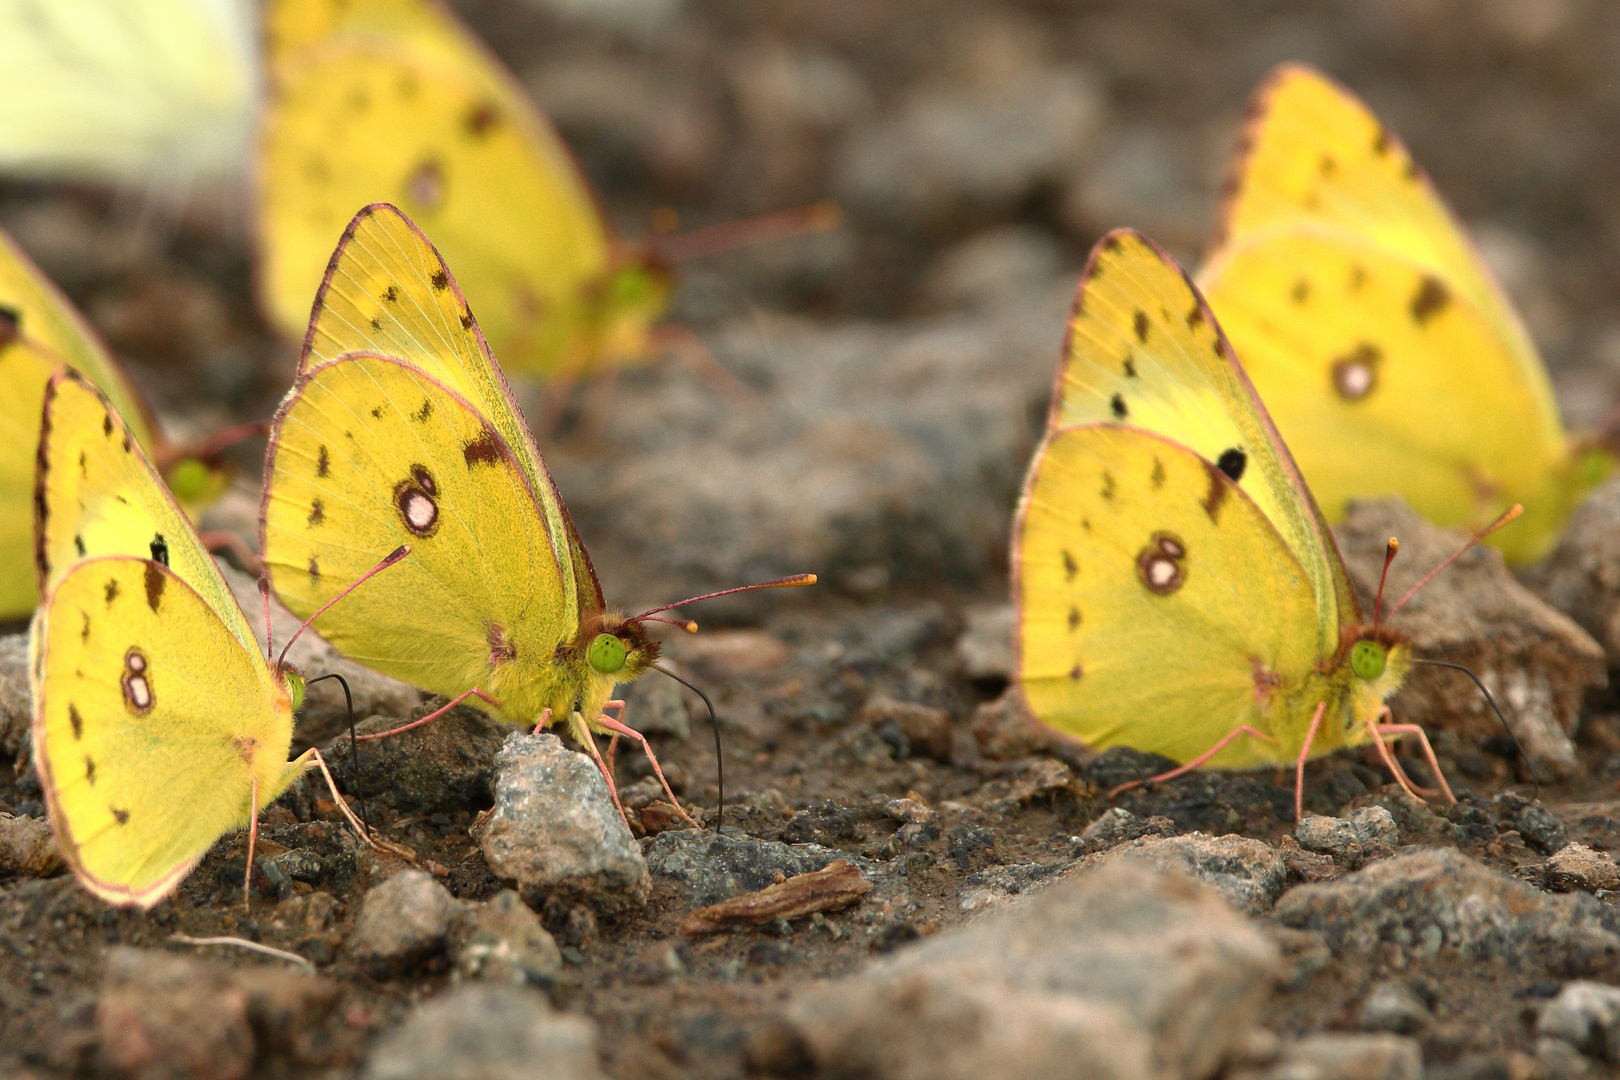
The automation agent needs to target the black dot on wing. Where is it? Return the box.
[74,534,86,557]
[369,316,382,331]
[1067,606,1081,632]
[1290,278,1310,305]
[1319,153,1337,176]
[1061,549,1078,581]
[308,556,320,581]
[371,406,384,419]
[316,444,331,478]
[1110,393,1128,420]
[1133,310,1150,344]
[411,397,433,423]
[84,755,95,785]
[381,285,399,303]
[1068,663,1083,681]
[69,703,83,739]
[1217,448,1247,482]
[111,806,129,825]
[149,534,168,566]
[1410,275,1451,324]
[144,562,164,612]
[307,499,325,527]
[1151,457,1166,489]
[431,270,450,291]
[103,579,120,606]
[1122,355,1137,378]
[460,311,474,330]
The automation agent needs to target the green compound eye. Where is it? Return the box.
[587,632,627,674]
[1350,639,1387,681]
[167,457,210,501]
[284,669,306,712]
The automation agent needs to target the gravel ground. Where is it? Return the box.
[8,2,1620,1078]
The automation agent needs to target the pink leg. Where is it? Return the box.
[573,718,631,828]
[1106,725,1277,801]
[198,531,263,577]
[596,711,702,829]
[530,707,553,736]
[652,324,757,401]
[243,776,259,911]
[1372,713,1457,805]
[1294,702,1328,824]
[356,687,501,741]
[602,700,624,790]
[304,748,416,859]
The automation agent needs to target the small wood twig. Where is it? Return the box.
[678,860,873,936]
[170,934,315,970]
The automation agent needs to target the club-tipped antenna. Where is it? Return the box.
[307,672,367,831]
[1372,537,1399,629]
[652,201,842,265]
[277,546,410,669]
[640,615,699,632]
[1387,505,1523,620]
[1412,658,1540,797]
[653,664,723,832]
[632,574,816,624]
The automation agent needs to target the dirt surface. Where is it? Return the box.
[8,1,1620,1078]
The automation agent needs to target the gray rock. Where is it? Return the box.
[956,861,1067,913]
[1274,848,1620,966]
[1538,981,1620,1063]
[1079,808,1177,851]
[1546,843,1620,893]
[954,602,1015,682]
[1256,1033,1423,1080]
[454,890,563,987]
[1535,1035,1596,1079]
[921,228,1069,314]
[1295,807,1400,860]
[0,814,62,877]
[835,68,1104,227]
[363,985,602,1080]
[320,703,509,814]
[784,861,1278,1080]
[646,829,877,907]
[0,634,26,757]
[473,733,650,915]
[348,871,461,972]
[1335,500,1607,778]
[1357,981,1432,1035]
[1083,833,1287,915]
[1529,477,1620,669]
[218,563,422,744]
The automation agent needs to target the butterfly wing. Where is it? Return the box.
[1200,64,1584,563]
[0,0,256,191]
[0,332,64,618]
[1015,424,1323,767]
[284,203,600,610]
[31,556,297,908]
[258,0,618,378]
[34,370,256,656]
[1051,229,1354,653]
[260,354,576,722]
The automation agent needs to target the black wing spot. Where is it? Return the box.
[1101,471,1116,501]
[0,303,19,340]
[1186,306,1204,331]
[1202,462,1230,523]
[430,270,450,291]
[104,579,120,606]
[1151,457,1166,488]
[144,562,165,611]
[111,806,129,825]
[307,499,325,527]
[465,102,499,137]
[1290,278,1310,305]
[149,534,168,566]
[1061,549,1078,581]
[1068,663,1083,681]
[459,311,474,330]
[1373,126,1391,155]
[369,316,383,331]
[308,555,320,581]
[74,534,86,557]
[1319,153,1337,176]
[1110,393,1128,420]
[1122,355,1137,378]
[1216,448,1247,482]
[463,429,501,467]
[371,406,384,419]
[1410,275,1451,324]
[85,755,96,785]
[1067,607,1081,632]
[103,415,114,437]
[1133,310,1150,344]
[69,703,84,739]
[316,445,331,478]
[411,397,433,423]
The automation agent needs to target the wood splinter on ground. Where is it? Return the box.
[678,861,873,936]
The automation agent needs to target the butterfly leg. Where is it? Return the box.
[570,713,631,828]
[197,531,264,577]
[603,700,627,791]
[596,711,702,830]
[243,776,259,912]
[1107,725,1277,801]
[1370,709,1456,804]
[651,323,758,401]
[1293,702,1328,824]
[303,748,418,861]
[530,707,553,736]
[355,687,502,741]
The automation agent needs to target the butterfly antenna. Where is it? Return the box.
[632,574,817,624]
[652,201,842,265]
[1387,505,1523,620]
[1372,538,1399,630]
[306,673,368,832]
[1412,658,1540,798]
[277,546,410,670]
[258,578,274,661]
[653,664,723,833]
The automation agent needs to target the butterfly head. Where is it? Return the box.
[579,611,661,682]
[275,662,307,713]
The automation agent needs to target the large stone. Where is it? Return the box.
[0,813,62,877]
[453,889,564,986]
[96,949,253,1080]
[320,703,509,814]
[363,985,603,1080]
[1529,477,1620,668]
[347,870,462,973]
[0,633,26,757]
[645,828,878,907]
[955,602,1016,682]
[1274,848,1620,968]
[1081,833,1287,916]
[1537,981,1620,1063]
[1335,500,1607,778]
[783,861,1278,1080]
[473,733,650,914]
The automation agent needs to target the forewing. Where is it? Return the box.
[0,332,59,617]
[31,557,293,908]
[260,355,570,716]
[35,370,256,655]
[1014,426,1321,768]
[1052,229,1353,648]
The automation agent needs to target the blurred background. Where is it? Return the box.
[5,0,1620,609]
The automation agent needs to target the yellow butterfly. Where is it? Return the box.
[257,0,830,384]
[258,203,812,822]
[0,225,240,620]
[1198,63,1605,566]
[1015,230,1502,820]
[30,369,393,908]
[0,0,257,196]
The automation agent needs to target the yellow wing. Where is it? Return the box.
[0,0,256,191]
[31,556,300,908]
[288,203,599,610]
[34,370,256,656]
[256,0,654,379]
[1014,425,1351,767]
[0,331,64,618]
[1051,229,1354,654]
[260,354,577,724]
[1200,63,1590,564]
